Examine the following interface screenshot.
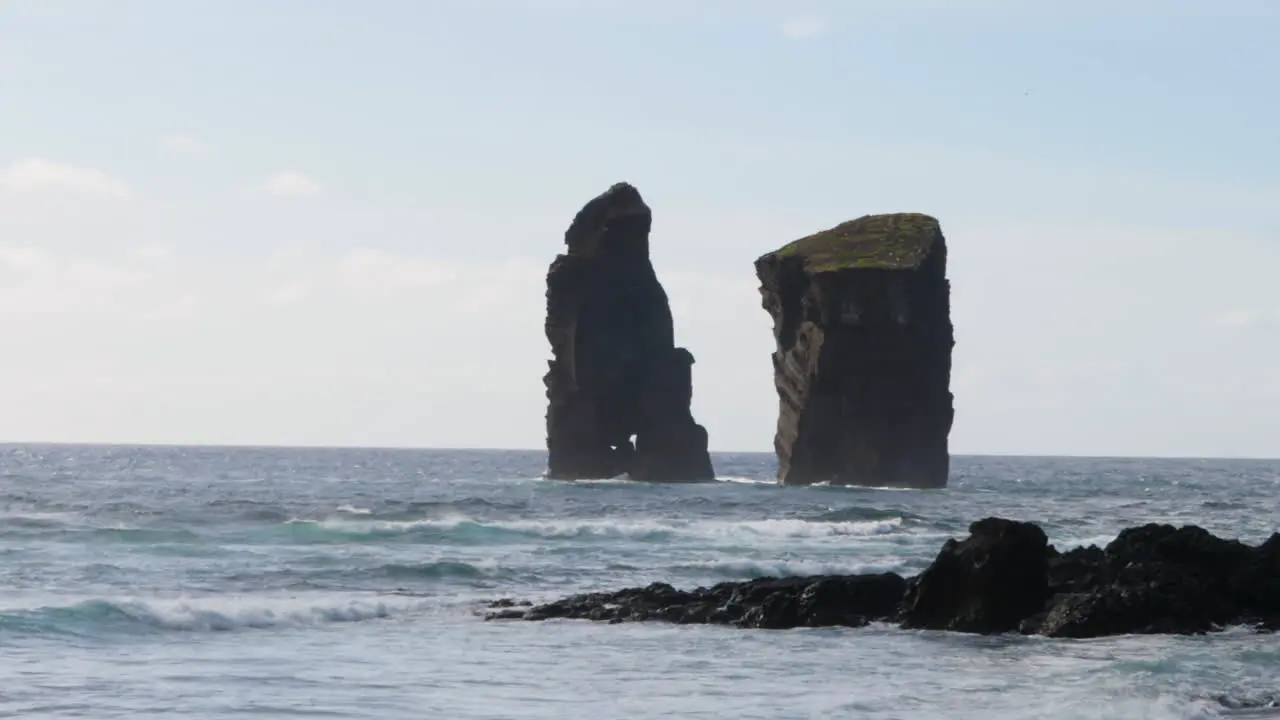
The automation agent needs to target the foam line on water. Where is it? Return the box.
[278,514,917,545]
[0,593,431,637]
[668,557,908,580]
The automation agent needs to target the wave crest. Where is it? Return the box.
[0,595,426,637]
[279,514,909,546]
[671,557,906,580]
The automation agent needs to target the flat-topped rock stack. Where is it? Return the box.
[754,213,955,488]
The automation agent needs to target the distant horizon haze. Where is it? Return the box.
[2,441,1278,464]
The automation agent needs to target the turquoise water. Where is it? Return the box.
[1,445,1278,718]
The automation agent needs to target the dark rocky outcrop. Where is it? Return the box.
[487,518,1280,638]
[900,518,1050,633]
[543,183,714,482]
[1030,524,1280,638]
[487,573,908,630]
[754,214,954,488]
[1212,693,1279,713]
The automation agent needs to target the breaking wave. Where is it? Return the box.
[276,514,915,545]
[0,594,429,638]
[668,557,909,580]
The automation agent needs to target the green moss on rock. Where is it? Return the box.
[773,213,940,272]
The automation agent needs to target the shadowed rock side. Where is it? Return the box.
[486,518,1280,639]
[754,213,955,487]
[543,183,715,482]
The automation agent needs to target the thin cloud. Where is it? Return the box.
[251,171,325,198]
[1207,308,1279,330]
[333,248,459,298]
[160,133,208,154]
[1211,309,1259,329]
[128,244,175,261]
[780,15,830,40]
[265,279,314,306]
[258,249,536,310]
[0,158,132,197]
[0,245,153,315]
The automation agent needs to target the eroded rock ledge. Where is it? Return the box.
[485,518,1280,638]
[543,183,714,482]
[755,213,954,487]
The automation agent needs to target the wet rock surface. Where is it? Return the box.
[487,518,1280,638]
[1030,524,1280,637]
[489,573,908,630]
[1212,693,1279,714]
[900,517,1050,633]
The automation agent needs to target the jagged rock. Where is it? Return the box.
[485,573,908,629]
[1212,693,1279,713]
[542,183,715,482]
[490,519,1280,639]
[1032,524,1280,637]
[754,213,954,487]
[900,518,1050,633]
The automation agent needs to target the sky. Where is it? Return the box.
[1,0,1278,457]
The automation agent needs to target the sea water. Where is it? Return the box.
[1,445,1277,719]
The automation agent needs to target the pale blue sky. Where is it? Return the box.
[1,0,1278,456]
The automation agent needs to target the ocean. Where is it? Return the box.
[1,445,1277,719]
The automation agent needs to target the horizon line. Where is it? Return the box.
[0,440,1277,463]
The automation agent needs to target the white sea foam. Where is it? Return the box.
[295,514,912,544]
[1056,534,1117,550]
[14,594,433,633]
[0,510,86,528]
[716,476,775,485]
[675,557,906,579]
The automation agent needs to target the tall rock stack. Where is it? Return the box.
[754,213,954,488]
[543,183,715,483]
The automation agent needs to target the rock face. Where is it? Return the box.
[487,573,909,630]
[754,214,954,487]
[1032,524,1280,637]
[543,183,715,482]
[487,518,1280,638]
[900,518,1050,633]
